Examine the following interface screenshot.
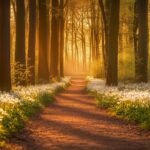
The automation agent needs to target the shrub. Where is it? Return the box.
[96,93,119,109]
[37,92,54,106]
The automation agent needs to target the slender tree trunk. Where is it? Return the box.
[47,0,50,71]
[75,31,79,71]
[15,0,26,86]
[50,0,60,79]
[81,10,86,70]
[71,11,74,61]
[38,0,49,82]
[91,1,96,62]
[101,18,106,77]
[59,0,65,77]
[99,0,110,77]
[95,10,100,60]
[106,0,120,86]
[133,0,138,80]
[65,18,68,61]
[28,0,36,84]
[135,0,148,83]
[0,0,11,91]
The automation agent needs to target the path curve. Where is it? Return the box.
[6,78,150,150]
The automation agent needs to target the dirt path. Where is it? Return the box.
[6,78,150,150]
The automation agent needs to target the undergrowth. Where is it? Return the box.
[0,92,54,145]
[0,82,69,148]
[91,91,150,130]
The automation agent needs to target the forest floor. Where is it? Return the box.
[5,78,150,150]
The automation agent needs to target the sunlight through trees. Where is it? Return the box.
[0,0,149,89]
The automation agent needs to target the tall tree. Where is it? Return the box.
[106,0,120,86]
[98,0,109,77]
[135,0,148,83]
[28,0,36,84]
[38,0,49,82]
[99,0,120,85]
[0,0,11,91]
[15,0,26,85]
[59,0,65,77]
[91,0,96,62]
[81,8,86,70]
[50,0,60,79]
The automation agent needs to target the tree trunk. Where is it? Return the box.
[47,0,50,72]
[99,0,110,77]
[101,18,106,77]
[15,0,26,86]
[0,0,11,91]
[71,11,74,61]
[59,0,65,77]
[50,0,60,79]
[28,0,36,85]
[38,0,49,82]
[106,0,120,86]
[81,9,86,70]
[135,0,148,83]
[133,0,138,81]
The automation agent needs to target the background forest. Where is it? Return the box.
[0,0,150,91]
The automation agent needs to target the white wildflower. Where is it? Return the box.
[87,77,150,102]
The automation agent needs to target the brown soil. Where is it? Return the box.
[5,78,150,150]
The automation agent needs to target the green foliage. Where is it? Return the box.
[94,92,150,130]
[0,92,54,141]
[2,106,24,135]
[115,100,150,129]
[11,62,33,86]
[37,93,54,106]
[96,94,119,109]
[19,101,41,118]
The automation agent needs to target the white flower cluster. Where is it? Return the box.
[87,78,150,102]
[0,92,21,104]
[0,77,71,121]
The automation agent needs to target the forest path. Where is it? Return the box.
[6,78,150,150]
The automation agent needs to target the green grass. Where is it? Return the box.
[91,91,150,130]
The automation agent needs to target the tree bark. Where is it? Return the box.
[135,0,148,83]
[50,0,60,79]
[0,0,11,91]
[59,0,65,77]
[38,0,49,82]
[15,0,26,86]
[28,0,36,84]
[106,0,120,86]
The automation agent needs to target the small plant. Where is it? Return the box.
[37,92,54,106]
[115,100,150,129]
[96,93,119,109]
[2,106,24,135]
